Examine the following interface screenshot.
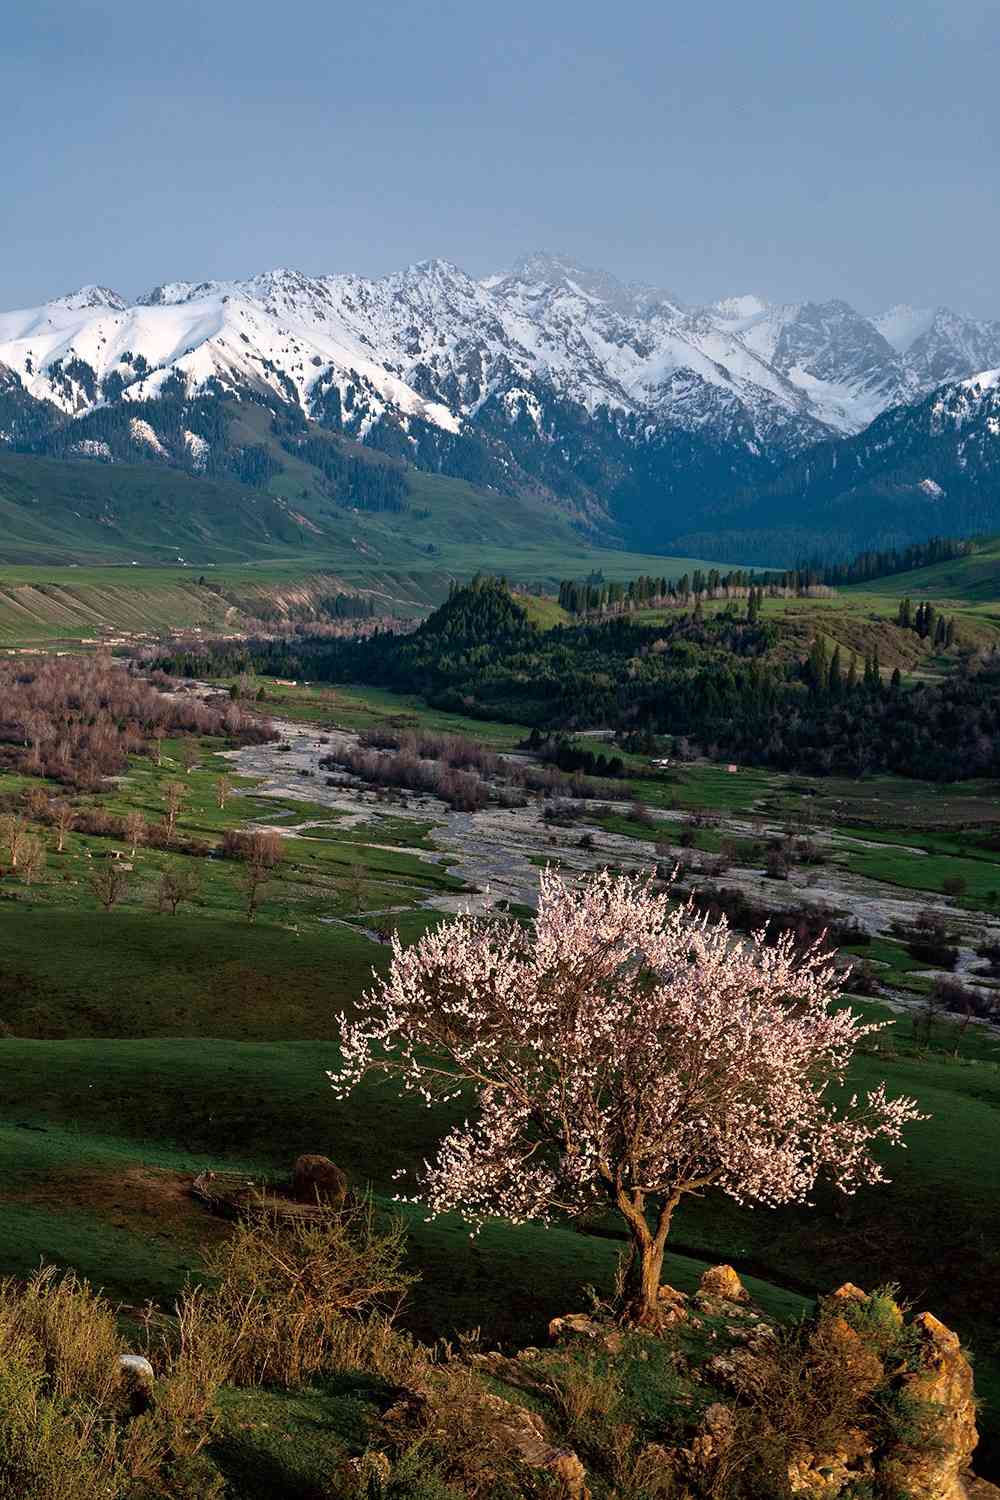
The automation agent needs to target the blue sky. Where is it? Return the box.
[3,0,998,315]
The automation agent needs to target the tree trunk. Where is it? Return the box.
[617,1189,681,1326]
[624,1236,666,1325]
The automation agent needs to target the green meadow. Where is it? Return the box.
[0,686,998,1476]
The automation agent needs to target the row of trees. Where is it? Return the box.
[525,730,627,779]
[557,568,834,618]
[556,537,971,620]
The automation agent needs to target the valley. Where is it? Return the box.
[8,4,1000,1495]
[1,567,1000,1479]
[2,545,1000,1496]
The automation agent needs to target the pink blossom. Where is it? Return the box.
[329,869,923,1322]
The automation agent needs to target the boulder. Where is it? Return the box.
[341,1451,391,1487]
[656,1282,690,1324]
[879,1312,978,1500]
[118,1353,155,1413]
[477,1395,590,1499]
[705,1347,771,1397]
[786,1427,874,1499]
[809,1315,885,1404]
[685,1401,737,1476]
[826,1281,870,1306]
[698,1264,749,1304]
[291,1153,348,1208]
[966,1480,1000,1499]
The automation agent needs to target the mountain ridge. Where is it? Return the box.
[1,252,999,561]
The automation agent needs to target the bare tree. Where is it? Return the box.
[216,774,232,811]
[89,862,131,913]
[124,810,147,859]
[19,833,46,886]
[162,781,187,838]
[178,740,201,775]
[22,785,50,819]
[0,814,28,870]
[0,655,270,792]
[345,862,368,914]
[22,711,49,769]
[239,830,284,923]
[51,802,76,853]
[157,866,201,916]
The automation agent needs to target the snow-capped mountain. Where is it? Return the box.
[670,368,1000,565]
[1,252,999,555]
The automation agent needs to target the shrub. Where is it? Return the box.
[0,1350,104,1500]
[176,1197,417,1388]
[0,1267,224,1500]
[0,1266,121,1406]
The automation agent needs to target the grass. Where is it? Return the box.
[258,677,534,746]
[850,534,1000,605]
[0,439,741,647]
[2,682,1000,1479]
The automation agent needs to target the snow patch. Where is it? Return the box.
[183,429,209,470]
[708,294,770,325]
[129,417,168,456]
[67,438,113,459]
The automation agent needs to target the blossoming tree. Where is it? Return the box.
[329,870,922,1325]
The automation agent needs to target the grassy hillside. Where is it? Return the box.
[849,533,1000,604]
[0,451,343,566]
[0,446,742,644]
[0,744,998,1470]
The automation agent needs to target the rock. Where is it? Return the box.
[384,1376,590,1497]
[685,1401,737,1476]
[291,1153,348,1208]
[705,1347,771,1397]
[548,1312,624,1354]
[787,1427,874,1499]
[809,1315,885,1403]
[341,1452,392,1488]
[880,1311,978,1500]
[966,1479,1000,1499]
[698,1264,749,1304]
[656,1282,689,1324]
[632,1442,680,1489]
[826,1281,869,1305]
[466,1350,551,1396]
[478,1393,590,1498]
[118,1353,155,1413]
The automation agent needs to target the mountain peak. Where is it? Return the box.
[47,285,127,313]
[708,294,771,324]
[873,304,937,353]
[138,280,221,307]
[501,251,684,319]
